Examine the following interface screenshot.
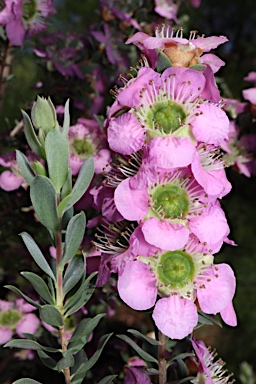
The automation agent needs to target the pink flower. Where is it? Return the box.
[0,0,55,46]
[68,119,111,176]
[154,0,180,22]
[117,239,236,339]
[0,299,39,344]
[190,338,235,383]
[126,26,228,102]
[124,367,151,384]
[0,152,25,191]
[107,66,229,158]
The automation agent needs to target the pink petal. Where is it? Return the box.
[161,67,206,101]
[117,261,157,310]
[69,154,83,176]
[16,314,40,337]
[148,137,195,169]
[6,19,25,46]
[0,328,13,345]
[242,87,256,104]
[220,301,237,326]
[201,54,225,74]
[114,178,148,221]
[191,104,229,145]
[200,64,220,102]
[191,154,231,198]
[107,113,145,155]
[152,296,198,339]
[192,36,228,52]
[197,264,236,314]
[125,367,151,384]
[0,170,23,191]
[142,217,189,250]
[189,204,229,246]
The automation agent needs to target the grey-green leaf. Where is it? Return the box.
[62,99,70,136]
[4,285,40,308]
[45,128,69,193]
[97,375,118,384]
[21,272,54,304]
[117,334,158,364]
[37,350,58,371]
[63,254,85,295]
[127,329,160,346]
[64,272,97,317]
[13,379,43,384]
[4,339,59,353]
[16,150,35,185]
[20,232,56,281]
[60,212,86,267]
[156,50,172,73]
[57,351,75,372]
[40,305,63,328]
[71,333,113,381]
[57,156,94,215]
[30,176,59,232]
[22,110,46,159]
[68,314,105,353]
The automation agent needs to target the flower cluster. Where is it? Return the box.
[93,27,237,340]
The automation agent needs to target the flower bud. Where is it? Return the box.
[31,96,57,134]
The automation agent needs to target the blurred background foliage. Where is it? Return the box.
[0,0,256,382]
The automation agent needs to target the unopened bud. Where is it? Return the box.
[31,96,57,134]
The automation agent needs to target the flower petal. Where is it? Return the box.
[115,178,148,221]
[191,103,229,145]
[16,313,40,337]
[197,264,236,314]
[0,327,13,345]
[148,136,195,169]
[117,261,157,310]
[108,113,145,155]
[152,296,198,339]
[142,217,189,250]
[220,301,237,326]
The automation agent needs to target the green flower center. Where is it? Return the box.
[22,0,37,21]
[72,138,94,158]
[158,251,195,289]
[147,101,186,134]
[152,184,189,219]
[0,309,21,329]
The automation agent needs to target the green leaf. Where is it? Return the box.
[196,311,222,328]
[21,272,54,304]
[156,50,172,73]
[127,329,161,346]
[4,285,41,309]
[189,64,206,71]
[117,334,158,364]
[22,110,46,159]
[13,380,43,384]
[37,350,58,370]
[20,232,56,281]
[61,169,72,200]
[167,353,194,368]
[4,339,59,353]
[45,128,69,193]
[40,305,63,328]
[63,254,85,295]
[62,206,74,230]
[97,375,118,384]
[60,212,86,267]
[68,314,105,353]
[62,99,70,136]
[57,351,75,372]
[71,349,88,377]
[16,150,35,185]
[64,272,97,317]
[57,156,94,215]
[30,176,60,232]
[71,333,113,382]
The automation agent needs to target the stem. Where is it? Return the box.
[55,217,71,384]
[0,40,13,112]
[158,330,167,384]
